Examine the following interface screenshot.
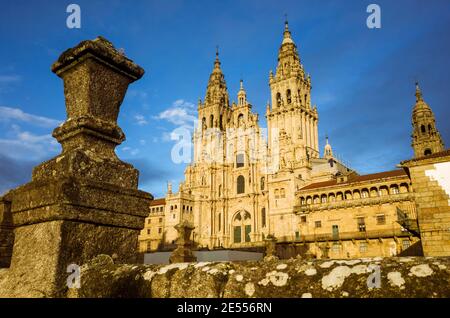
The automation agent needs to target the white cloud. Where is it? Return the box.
[0,127,59,160]
[134,114,148,126]
[154,99,197,127]
[0,106,62,128]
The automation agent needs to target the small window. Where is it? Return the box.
[275,189,280,199]
[357,217,366,232]
[147,229,151,235]
[260,177,265,191]
[376,215,386,225]
[236,154,245,168]
[159,218,163,223]
[424,149,432,156]
[172,214,176,219]
[421,125,426,133]
[359,242,368,253]
[280,188,286,198]
[295,231,300,240]
[158,228,162,234]
[301,216,307,223]
[315,221,322,228]
[147,219,151,224]
[261,208,266,228]
[237,175,245,194]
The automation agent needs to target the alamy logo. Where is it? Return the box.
[366,4,381,29]
[66,4,81,29]
[67,263,81,289]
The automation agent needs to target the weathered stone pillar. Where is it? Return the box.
[169,221,197,263]
[263,235,278,261]
[0,36,153,297]
[401,150,450,257]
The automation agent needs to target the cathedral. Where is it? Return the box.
[139,22,446,259]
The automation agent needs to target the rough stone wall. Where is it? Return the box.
[403,154,450,256]
[0,198,14,268]
[66,255,450,298]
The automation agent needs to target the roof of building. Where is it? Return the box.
[299,169,408,191]
[150,198,166,206]
[401,149,450,164]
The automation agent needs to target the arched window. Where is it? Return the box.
[428,124,432,132]
[219,115,223,129]
[237,175,245,194]
[218,184,222,197]
[261,208,266,228]
[424,149,432,156]
[304,94,308,105]
[260,177,265,191]
[237,113,244,127]
[210,115,214,128]
[421,125,426,134]
[236,153,245,168]
[276,92,281,107]
[287,89,292,104]
[280,188,286,198]
[233,211,252,243]
[202,117,206,130]
[218,213,221,231]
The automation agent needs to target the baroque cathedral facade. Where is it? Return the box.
[139,22,446,259]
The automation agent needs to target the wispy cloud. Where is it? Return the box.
[154,99,197,127]
[0,106,62,128]
[134,114,148,126]
[0,127,59,160]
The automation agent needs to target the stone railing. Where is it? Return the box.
[295,193,415,213]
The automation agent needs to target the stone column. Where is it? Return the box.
[169,221,197,263]
[401,151,450,257]
[0,37,153,297]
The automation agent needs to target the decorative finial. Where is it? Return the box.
[326,135,329,144]
[415,81,423,102]
[216,45,219,58]
[240,79,244,90]
[284,13,288,26]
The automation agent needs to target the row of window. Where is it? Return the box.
[275,90,308,107]
[329,239,410,253]
[274,188,286,199]
[169,204,193,212]
[147,218,163,224]
[300,214,387,231]
[151,206,164,213]
[146,228,162,235]
[299,183,409,205]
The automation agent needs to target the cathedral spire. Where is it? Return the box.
[411,82,444,157]
[282,17,294,45]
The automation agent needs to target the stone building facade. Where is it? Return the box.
[138,22,448,258]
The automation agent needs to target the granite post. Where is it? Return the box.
[169,221,197,263]
[0,36,153,297]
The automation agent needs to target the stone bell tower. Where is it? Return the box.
[266,20,319,173]
[0,37,153,297]
[411,82,445,158]
[198,48,231,132]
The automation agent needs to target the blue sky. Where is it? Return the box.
[0,0,449,198]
